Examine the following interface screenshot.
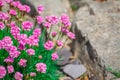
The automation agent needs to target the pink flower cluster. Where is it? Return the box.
[14,72,23,80]
[37,5,44,14]
[67,32,76,39]
[60,14,71,27]
[0,1,4,7]
[57,40,63,47]
[0,66,6,78]
[45,15,59,24]
[44,40,54,50]
[0,22,5,30]
[36,16,44,24]
[0,12,10,21]
[22,21,33,31]
[18,59,27,67]
[52,52,59,61]
[10,1,31,13]
[36,63,46,73]
[7,65,14,74]
[9,9,17,16]
[52,32,57,37]
[10,22,20,39]
[26,48,35,56]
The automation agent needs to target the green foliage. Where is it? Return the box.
[107,66,120,78]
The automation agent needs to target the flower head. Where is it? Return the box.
[30,72,36,77]
[51,32,57,37]
[36,63,46,73]
[52,52,59,60]
[57,40,63,47]
[22,21,33,31]
[0,66,6,78]
[18,59,27,67]
[33,28,41,37]
[7,65,14,73]
[4,56,14,63]
[0,22,5,30]
[26,48,35,56]
[43,22,51,28]
[46,15,59,24]
[14,72,23,80]
[37,5,44,14]
[27,35,39,46]
[60,14,71,27]
[36,16,43,24]
[67,32,75,39]
[9,9,17,16]
[44,40,54,50]
[0,1,4,7]
[24,5,31,13]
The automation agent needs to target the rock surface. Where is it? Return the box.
[58,48,72,66]
[28,0,72,17]
[73,0,120,69]
[63,64,86,79]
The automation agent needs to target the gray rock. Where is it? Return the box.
[63,64,86,79]
[58,48,72,66]
[74,0,120,69]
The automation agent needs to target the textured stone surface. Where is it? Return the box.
[63,64,86,79]
[58,48,72,66]
[74,0,120,69]
[28,0,72,17]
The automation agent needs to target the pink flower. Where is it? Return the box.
[0,66,6,78]
[23,5,31,13]
[6,45,17,52]
[17,34,27,45]
[2,36,13,49]
[9,9,17,16]
[44,40,54,50]
[9,50,21,58]
[11,28,20,39]
[36,16,43,24]
[0,22,5,30]
[0,1,4,7]
[36,63,46,73]
[43,22,51,28]
[37,5,44,14]
[14,72,23,80]
[67,32,75,39]
[7,65,14,73]
[18,44,25,50]
[18,4,26,12]
[61,27,69,34]
[33,28,41,37]
[4,56,14,63]
[60,14,71,27]
[11,1,21,7]
[18,59,27,67]
[57,40,63,47]
[5,0,13,4]
[22,21,33,31]
[0,12,10,20]
[52,52,59,60]
[30,72,36,77]
[52,32,57,37]
[26,48,35,56]
[46,15,59,24]
[27,35,39,46]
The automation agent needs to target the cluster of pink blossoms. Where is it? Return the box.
[52,52,59,61]
[0,0,76,79]
[36,63,46,73]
